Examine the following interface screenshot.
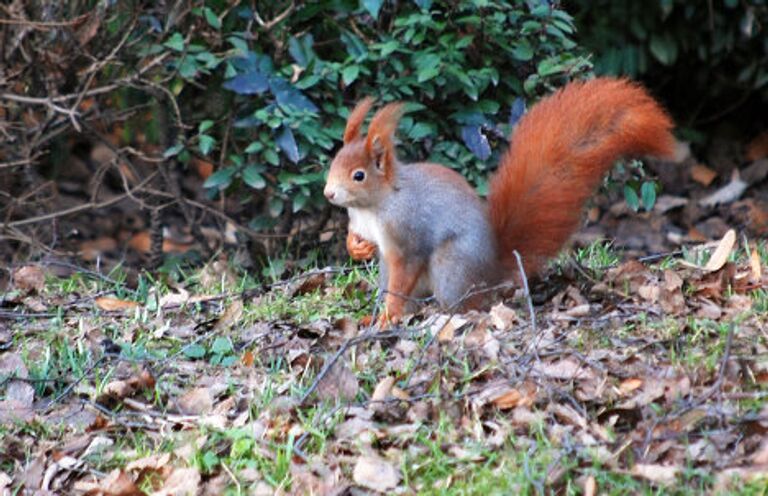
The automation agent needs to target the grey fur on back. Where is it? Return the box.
[378,162,500,308]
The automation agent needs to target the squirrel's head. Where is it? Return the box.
[324,98,404,208]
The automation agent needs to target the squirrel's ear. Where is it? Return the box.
[366,102,404,176]
[343,97,375,144]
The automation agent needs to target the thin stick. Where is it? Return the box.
[513,250,537,334]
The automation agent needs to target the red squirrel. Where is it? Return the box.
[324,77,675,324]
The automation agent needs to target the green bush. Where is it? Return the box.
[157,0,591,231]
[568,0,768,130]
[0,1,590,267]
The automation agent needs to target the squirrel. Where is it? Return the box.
[324,77,676,325]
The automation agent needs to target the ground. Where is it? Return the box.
[1,233,768,495]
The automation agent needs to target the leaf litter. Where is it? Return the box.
[1,231,768,493]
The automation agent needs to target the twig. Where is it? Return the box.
[0,171,160,228]
[299,328,412,405]
[513,249,537,334]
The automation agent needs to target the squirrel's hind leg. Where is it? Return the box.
[429,238,498,311]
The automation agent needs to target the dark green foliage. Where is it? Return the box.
[568,0,768,130]
[154,1,590,229]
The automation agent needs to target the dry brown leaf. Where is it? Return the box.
[583,475,597,496]
[353,456,400,492]
[80,237,119,261]
[690,164,718,186]
[0,471,11,491]
[158,288,190,309]
[153,467,201,496]
[177,387,214,415]
[430,315,467,342]
[532,357,597,381]
[489,302,517,330]
[714,466,768,493]
[631,463,679,486]
[747,130,768,161]
[699,170,747,207]
[0,353,35,422]
[13,265,45,293]
[292,272,327,296]
[619,378,643,395]
[213,300,244,332]
[194,158,214,179]
[82,469,145,496]
[371,376,395,403]
[95,297,140,311]
[128,231,193,254]
[704,229,736,272]
[750,246,762,281]
[22,454,46,493]
[653,195,688,213]
[316,360,359,402]
[660,270,686,315]
[241,350,255,367]
[101,369,155,401]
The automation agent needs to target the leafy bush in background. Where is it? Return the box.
[158,0,591,231]
[568,0,768,132]
[1,0,591,269]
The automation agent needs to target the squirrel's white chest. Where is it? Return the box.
[348,208,392,258]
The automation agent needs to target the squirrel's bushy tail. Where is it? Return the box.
[488,77,675,275]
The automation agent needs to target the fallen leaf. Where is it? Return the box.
[0,471,11,491]
[316,360,359,402]
[213,300,244,332]
[660,270,686,315]
[631,463,679,486]
[100,369,155,402]
[95,297,140,311]
[714,466,768,493]
[13,265,45,293]
[353,456,400,492]
[80,237,119,261]
[532,357,596,381]
[653,195,688,213]
[22,454,46,492]
[292,272,327,296]
[489,302,517,330]
[177,387,214,415]
[153,467,201,496]
[746,130,768,161]
[429,314,467,342]
[583,475,597,496]
[699,170,747,207]
[750,246,762,281]
[159,288,190,309]
[371,376,396,403]
[704,229,736,272]
[619,378,643,395]
[690,164,717,186]
[128,231,193,254]
[80,469,145,496]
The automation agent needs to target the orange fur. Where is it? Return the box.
[380,251,425,324]
[489,78,675,274]
[343,97,375,143]
[366,102,405,182]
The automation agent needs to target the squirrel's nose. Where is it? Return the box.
[324,188,336,201]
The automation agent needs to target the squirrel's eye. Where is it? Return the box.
[353,170,366,182]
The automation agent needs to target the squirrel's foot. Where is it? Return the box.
[347,231,376,261]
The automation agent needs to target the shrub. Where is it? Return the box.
[0,0,590,266]
[568,0,768,131]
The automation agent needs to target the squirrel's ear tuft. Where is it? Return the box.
[365,102,404,175]
[343,97,375,144]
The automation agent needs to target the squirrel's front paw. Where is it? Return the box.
[346,231,376,261]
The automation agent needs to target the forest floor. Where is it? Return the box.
[3,139,768,494]
[2,234,768,495]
